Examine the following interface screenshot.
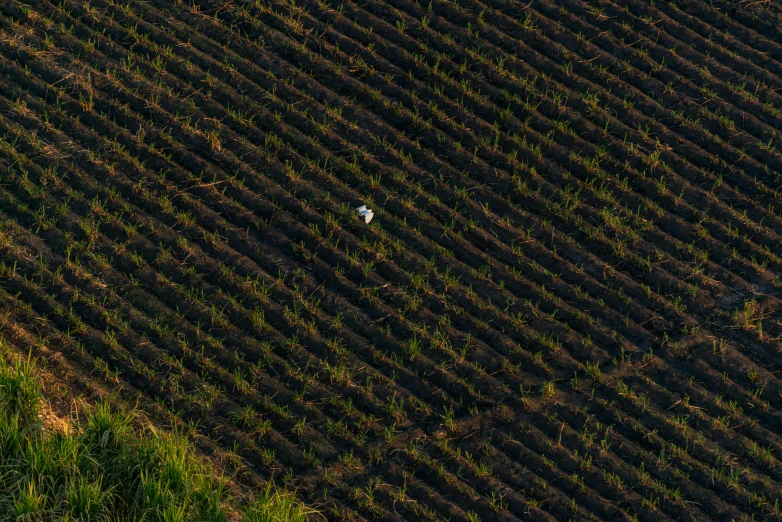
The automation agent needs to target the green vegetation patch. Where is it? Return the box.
[0,354,312,522]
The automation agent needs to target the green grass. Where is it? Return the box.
[0,353,313,522]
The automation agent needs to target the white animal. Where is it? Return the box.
[356,204,374,224]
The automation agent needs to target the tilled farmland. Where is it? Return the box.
[2,0,782,520]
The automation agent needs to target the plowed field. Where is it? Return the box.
[2,0,782,520]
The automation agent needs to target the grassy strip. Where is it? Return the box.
[0,353,313,522]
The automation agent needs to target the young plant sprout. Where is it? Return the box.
[356,204,374,224]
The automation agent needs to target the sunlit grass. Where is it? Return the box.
[0,353,314,522]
